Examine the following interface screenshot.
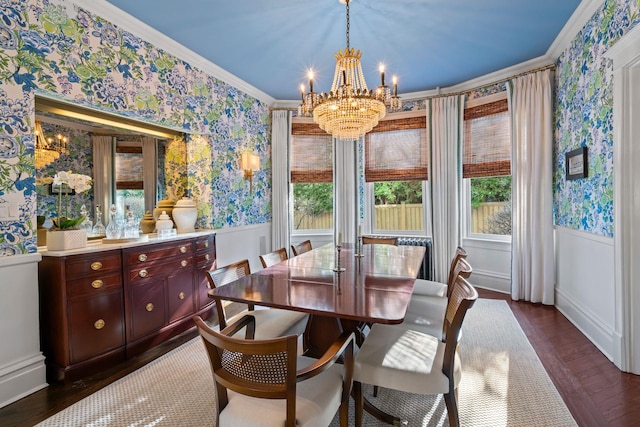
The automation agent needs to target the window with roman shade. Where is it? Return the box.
[290,123,333,183]
[364,116,427,182]
[115,144,143,190]
[463,98,510,178]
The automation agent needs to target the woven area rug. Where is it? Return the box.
[36,299,576,426]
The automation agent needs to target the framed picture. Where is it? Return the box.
[49,183,76,195]
[566,147,588,180]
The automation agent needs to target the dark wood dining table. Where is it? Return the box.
[208,242,426,356]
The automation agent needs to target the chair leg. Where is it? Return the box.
[373,385,379,397]
[354,381,363,427]
[444,391,460,427]
[339,400,348,427]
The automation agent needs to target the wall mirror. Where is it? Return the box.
[35,97,187,234]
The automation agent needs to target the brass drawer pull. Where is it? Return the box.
[178,292,185,300]
[179,246,187,254]
[94,319,105,330]
[204,241,209,248]
[91,262,102,271]
[181,260,188,267]
[138,253,148,262]
[91,280,104,289]
[146,303,154,312]
[139,269,148,278]
[205,254,210,261]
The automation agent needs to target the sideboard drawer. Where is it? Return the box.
[125,242,193,266]
[127,256,193,284]
[66,252,122,277]
[68,291,125,364]
[67,273,122,299]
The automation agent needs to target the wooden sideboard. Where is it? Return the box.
[38,232,216,382]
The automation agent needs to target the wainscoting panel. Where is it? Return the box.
[554,226,617,363]
[0,253,46,408]
[462,237,511,293]
[214,223,272,272]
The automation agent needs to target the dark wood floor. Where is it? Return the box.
[1,289,639,426]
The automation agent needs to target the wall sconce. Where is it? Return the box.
[241,152,260,194]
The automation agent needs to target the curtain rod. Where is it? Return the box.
[269,63,556,110]
[410,63,556,101]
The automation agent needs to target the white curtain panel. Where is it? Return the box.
[91,135,115,224]
[508,69,554,304]
[271,111,291,252]
[429,95,464,283]
[334,138,359,245]
[141,136,158,214]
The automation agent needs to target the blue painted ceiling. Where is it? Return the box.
[105,0,582,101]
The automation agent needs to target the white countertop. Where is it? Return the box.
[38,229,216,257]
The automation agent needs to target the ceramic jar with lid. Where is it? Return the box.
[153,199,175,222]
[172,197,197,233]
[140,211,156,234]
[155,210,174,232]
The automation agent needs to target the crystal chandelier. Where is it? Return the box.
[298,0,401,140]
[34,120,68,169]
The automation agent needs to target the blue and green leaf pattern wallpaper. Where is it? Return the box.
[554,0,639,238]
[0,0,270,255]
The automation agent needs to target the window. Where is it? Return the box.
[365,116,427,232]
[463,97,511,236]
[290,123,333,231]
[115,142,145,219]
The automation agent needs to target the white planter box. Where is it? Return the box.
[46,229,87,251]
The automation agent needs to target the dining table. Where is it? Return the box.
[208,242,426,424]
[208,242,425,355]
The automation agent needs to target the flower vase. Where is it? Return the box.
[46,229,87,251]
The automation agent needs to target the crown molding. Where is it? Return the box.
[76,0,275,106]
[547,0,605,59]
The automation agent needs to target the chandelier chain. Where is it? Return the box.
[346,0,350,50]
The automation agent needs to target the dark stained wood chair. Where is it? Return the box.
[362,236,398,246]
[205,259,308,338]
[194,315,355,427]
[354,276,478,427]
[291,240,312,257]
[259,247,289,268]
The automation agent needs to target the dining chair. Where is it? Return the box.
[260,247,289,268]
[402,257,472,337]
[412,246,467,298]
[194,315,355,427]
[353,276,478,427]
[291,240,312,256]
[361,236,398,246]
[205,259,308,339]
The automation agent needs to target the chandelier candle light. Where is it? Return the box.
[298,0,401,140]
[34,121,68,169]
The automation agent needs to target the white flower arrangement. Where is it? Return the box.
[52,171,92,230]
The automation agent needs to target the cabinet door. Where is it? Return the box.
[195,266,216,311]
[68,292,125,363]
[167,269,195,323]
[129,281,166,341]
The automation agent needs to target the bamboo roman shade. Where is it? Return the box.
[290,123,333,183]
[115,145,143,190]
[463,99,510,178]
[364,116,427,182]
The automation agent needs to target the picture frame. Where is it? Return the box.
[49,183,76,195]
[566,147,588,180]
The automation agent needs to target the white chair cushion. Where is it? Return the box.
[399,295,447,336]
[412,278,448,297]
[227,309,308,340]
[219,355,344,427]
[354,323,461,395]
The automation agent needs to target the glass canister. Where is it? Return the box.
[172,197,197,233]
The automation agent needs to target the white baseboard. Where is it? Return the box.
[469,268,511,294]
[0,353,47,408]
[555,287,616,363]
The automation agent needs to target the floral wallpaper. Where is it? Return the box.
[0,0,270,256]
[554,0,640,237]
